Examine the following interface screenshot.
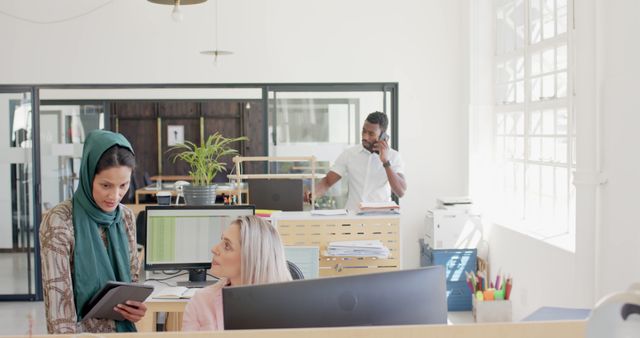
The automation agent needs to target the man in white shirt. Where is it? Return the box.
[308,112,406,211]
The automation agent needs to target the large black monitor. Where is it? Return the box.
[222,266,447,329]
[144,205,254,286]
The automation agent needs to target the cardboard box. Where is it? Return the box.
[472,298,512,323]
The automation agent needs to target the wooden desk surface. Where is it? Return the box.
[22,320,587,338]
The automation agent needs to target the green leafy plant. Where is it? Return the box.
[168,132,248,186]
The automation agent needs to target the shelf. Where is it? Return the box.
[227,173,322,180]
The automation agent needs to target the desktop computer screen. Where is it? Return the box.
[222,266,447,329]
[144,205,254,283]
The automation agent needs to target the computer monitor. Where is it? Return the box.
[144,205,254,285]
[222,266,447,329]
[249,179,304,211]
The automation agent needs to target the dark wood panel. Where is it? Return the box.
[158,101,199,118]
[161,117,201,176]
[116,118,158,191]
[202,101,240,119]
[110,99,266,184]
[114,102,155,119]
[242,100,266,174]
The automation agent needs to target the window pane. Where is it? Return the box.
[514,0,526,49]
[516,57,525,79]
[543,109,555,134]
[529,136,542,160]
[542,74,555,99]
[557,108,568,134]
[541,165,554,196]
[506,136,515,158]
[557,45,567,70]
[543,0,555,40]
[542,48,555,73]
[557,71,567,97]
[496,62,507,83]
[516,81,525,103]
[526,164,541,220]
[542,137,555,161]
[514,112,525,134]
[506,113,515,134]
[557,0,568,35]
[530,0,542,44]
[530,111,542,135]
[555,137,568,163]
[507,82,516,103]
[531,52,541,76]
[515,136,525,159]
[531,77,542,101]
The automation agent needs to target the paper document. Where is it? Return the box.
[151,286,197,299]
[358,201,399,209]
[310,209,348,216]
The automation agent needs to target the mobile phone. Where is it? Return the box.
[373,132,389,154]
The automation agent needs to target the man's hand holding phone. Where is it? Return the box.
[373,132,390,160]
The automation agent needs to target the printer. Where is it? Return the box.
[425,197,482,249]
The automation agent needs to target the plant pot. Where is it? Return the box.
[183,184,217,205]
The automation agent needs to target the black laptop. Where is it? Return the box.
[249,179,303,211]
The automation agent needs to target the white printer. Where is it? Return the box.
[424,197,482,249]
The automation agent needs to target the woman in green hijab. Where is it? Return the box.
[40,130,147,333]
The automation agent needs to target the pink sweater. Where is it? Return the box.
[182,279,227,331]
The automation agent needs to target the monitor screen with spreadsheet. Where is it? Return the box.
[144,205,254,275]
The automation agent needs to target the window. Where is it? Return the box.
[493,0,574,237]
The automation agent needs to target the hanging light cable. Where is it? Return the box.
[200,0,233,65]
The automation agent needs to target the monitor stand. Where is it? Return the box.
[176,269,218,288]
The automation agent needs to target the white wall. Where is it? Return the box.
[472,0,640,320]
[0,0,469,268]
[595,0,640,298]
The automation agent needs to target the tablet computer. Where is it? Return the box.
[82,281,154,321]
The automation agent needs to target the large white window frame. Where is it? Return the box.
[492,0,575,239]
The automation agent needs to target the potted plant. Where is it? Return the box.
[168,132,247,205]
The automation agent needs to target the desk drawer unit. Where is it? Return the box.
[276,217,400,277]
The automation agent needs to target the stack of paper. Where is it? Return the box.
[327,240,390,259]
[310,209,348,216]
[357,201,400,215]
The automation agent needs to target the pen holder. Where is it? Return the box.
[472,298,512,323]
[156,191,172,206]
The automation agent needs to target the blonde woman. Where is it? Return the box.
[182,215,292,331]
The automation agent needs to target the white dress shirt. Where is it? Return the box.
[330,144,405,211]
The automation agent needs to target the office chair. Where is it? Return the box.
[135,210,146,247]
[287,260,304,280]
[143,172,152,187]
[127,174,139,204]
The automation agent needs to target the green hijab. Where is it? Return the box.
[72,130,136,332]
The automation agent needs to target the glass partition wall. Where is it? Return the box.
[267,84,397,209]
[0,83,397,301]
[0,88,40,301]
